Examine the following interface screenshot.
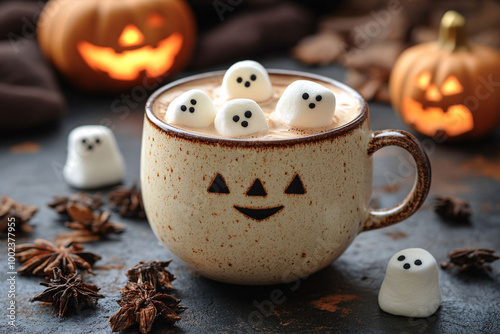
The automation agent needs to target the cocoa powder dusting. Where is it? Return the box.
[385,231,408,240]
[9,141,41,154]
[460,155,500,181]
[311,294,357,317]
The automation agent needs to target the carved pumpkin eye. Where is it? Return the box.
[118,24,144,47]
[147,13,166,28]
[441,76,463,95]
[425,84,442,101]
[416,71,431,90]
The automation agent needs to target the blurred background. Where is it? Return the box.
[2,0,500,131]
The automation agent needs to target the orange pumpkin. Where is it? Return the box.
[390,11,500,140]
[38,0,196,92]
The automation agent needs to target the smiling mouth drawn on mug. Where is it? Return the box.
[233,205,284,221]
[207,173,306,221]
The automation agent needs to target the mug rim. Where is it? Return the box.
[145,69,368,147]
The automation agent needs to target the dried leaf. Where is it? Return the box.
[292,31,346,65]
[346,69,385,101]
[342,42,404,72]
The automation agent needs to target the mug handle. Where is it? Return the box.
[362,130,431,231]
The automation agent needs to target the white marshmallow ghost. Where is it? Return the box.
[378,248,441,318]
[214,99,269,137]
[165,89,217,127]
[222,60,272,102]
[273,80,336,128]
[63,125,125,189]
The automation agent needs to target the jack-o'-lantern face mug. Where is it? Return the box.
[141,70,431,285]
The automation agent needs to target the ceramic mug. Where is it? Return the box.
[141,70,431,285]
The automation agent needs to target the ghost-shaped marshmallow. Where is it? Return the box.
[214,99,269,137]
[222,60,272,102]
[165,89,217,127]
[378,248,441,318]
[63,125,125,189]
[272,80,336,128]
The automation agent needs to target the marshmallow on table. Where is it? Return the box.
[165,89,217,127]
[222,60,272,102]
[63,125,125,189]
[215,99,269,137]
[272,80,336,128]
[378,248,441,318]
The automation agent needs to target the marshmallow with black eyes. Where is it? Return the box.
[378,248,441,318]
[222,60,272,102]
[63,125,125,189]
[165,89,217,127]
[272,80,336,128]
[214,99,269,137]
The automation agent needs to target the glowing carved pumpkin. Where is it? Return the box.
[38,0,196,92]
[390,11,500,140]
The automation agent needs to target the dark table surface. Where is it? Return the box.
[1,56,499,334]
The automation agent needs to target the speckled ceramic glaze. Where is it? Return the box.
[141,70,431,285]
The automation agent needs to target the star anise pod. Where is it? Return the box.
[108,183,145,218]
[127,260,176,291]
[31,267,104,318]
[47,192,103,215]
[0,196,38,233]
[15,239,101,278]
[109,281,185,333]
[441,248,500,272]
[55,204,125,244]
[434,196,472,222]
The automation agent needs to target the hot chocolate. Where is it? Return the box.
[153,73,361,140]
[143,68,432,285]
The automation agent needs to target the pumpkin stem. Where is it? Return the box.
[438,11,469,52]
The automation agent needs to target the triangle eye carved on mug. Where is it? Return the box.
[207,173,306,195]
[207,173,305,221]
[285,174,306,194]
[207,173,230,194]
[246,179,267,196]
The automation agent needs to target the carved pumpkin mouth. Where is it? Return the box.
[402,98,474,137]
[234,205,284,221]
[77,33,183,81]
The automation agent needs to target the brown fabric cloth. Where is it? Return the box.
[0,1,65,130]
[0,40,66,129]
[0,1,41,40]
[189,1,315,69]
